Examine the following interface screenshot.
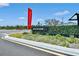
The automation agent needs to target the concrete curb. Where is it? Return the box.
[3,34,79,56]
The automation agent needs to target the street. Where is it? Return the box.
[0,39,54,56]
[0,31,54,56]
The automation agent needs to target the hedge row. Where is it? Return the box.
[32,25,79,37]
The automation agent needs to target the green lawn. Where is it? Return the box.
[9,33,79,48]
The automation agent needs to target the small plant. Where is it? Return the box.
[54,34,65,41]
[66,37,76,43]
[59,40,70,47]
[23,32,28,34]
[9,33,23,38]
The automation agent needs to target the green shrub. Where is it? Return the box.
[54,34,66,41]
[9,33,79,48]
[23,32,28,34]
[59,40,70,47]
[66,37,76,43]
[32,25,79,35]
[9,33,23,38]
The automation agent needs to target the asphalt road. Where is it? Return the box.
[0,30,54,56]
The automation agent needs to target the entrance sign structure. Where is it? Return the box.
[69,13,79,26]
[27,8,32,32]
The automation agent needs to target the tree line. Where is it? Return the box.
[0,25,27,30]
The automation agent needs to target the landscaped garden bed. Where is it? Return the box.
[9,33,79,49]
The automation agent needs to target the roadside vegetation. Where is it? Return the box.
[9,33,23,38]
[0,25,26,30]
[9,33,79,48]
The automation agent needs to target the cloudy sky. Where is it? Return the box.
[0,3,79,26]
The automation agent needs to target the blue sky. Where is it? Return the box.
[0,3,79,26]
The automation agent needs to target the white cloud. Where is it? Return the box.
[18,17,25,20]
[54,10,70,16]
[0,3,10,7]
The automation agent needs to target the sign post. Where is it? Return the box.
[69,13,79,26]
[27,8,32,33]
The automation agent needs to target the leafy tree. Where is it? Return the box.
[45,18,60,26]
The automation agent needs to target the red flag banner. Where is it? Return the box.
[27,8,32,30]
